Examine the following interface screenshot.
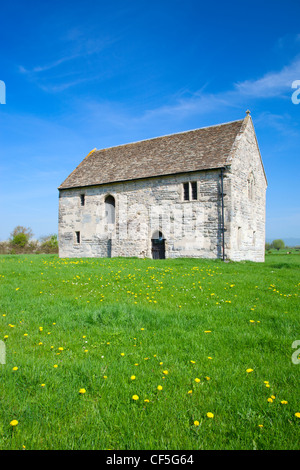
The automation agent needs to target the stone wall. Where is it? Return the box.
[58,170,224,259]
[225,117,267,262]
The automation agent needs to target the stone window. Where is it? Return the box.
[80,194,85,206]
[237,227,242,250]
[183,182,198,201]
[105,195,115,224]
[191,182,197,200]
[248,174,254,200]
[183,183,190,201]
[75,231,80,244]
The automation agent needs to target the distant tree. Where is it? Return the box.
[39,234,58,253]
[10,226,33,247]
[272,239,285,251]
[265,242,272,251]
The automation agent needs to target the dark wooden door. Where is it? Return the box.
[152,239,165,259]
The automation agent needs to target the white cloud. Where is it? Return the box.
[234,56,300,98]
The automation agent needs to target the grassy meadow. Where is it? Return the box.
[0,252,299,450]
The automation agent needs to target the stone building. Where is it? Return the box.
[58,112,267,261]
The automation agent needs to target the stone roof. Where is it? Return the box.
[58,118,246,189]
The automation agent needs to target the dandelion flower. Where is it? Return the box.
[12,367,18,371]
[121,353,125,356]
[267,398,273,403]
[157,385,163,391]
[132,394,139,401]
[187,390,193,394]
[10,420,18,427]
[41,384,45,387]
[281,400,288,404]
[163,370,168,375]
[194,420,200,426]
[295,412,300,418]
[131,375,136,380]
[206,412,214,418]
[246,369,254,373]
[58,347,64,351]
[79,388,86,394]
[53,364,58,368]
[194,378,200,383]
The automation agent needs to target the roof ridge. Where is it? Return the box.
[93,118,245,154]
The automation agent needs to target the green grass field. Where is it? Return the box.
[0,253,299,450]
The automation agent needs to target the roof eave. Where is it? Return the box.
[58,165,229,191]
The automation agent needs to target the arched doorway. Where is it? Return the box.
[105,195,115,224]
[151,231,165,259]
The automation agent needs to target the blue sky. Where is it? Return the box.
[0,0,300,243]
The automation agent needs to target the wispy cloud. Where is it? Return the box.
[18,29,119,93]
[234,56,300,98]
[135,56,300,125]
[19,55,78,75]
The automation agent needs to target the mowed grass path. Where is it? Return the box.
[0,253,299,450]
